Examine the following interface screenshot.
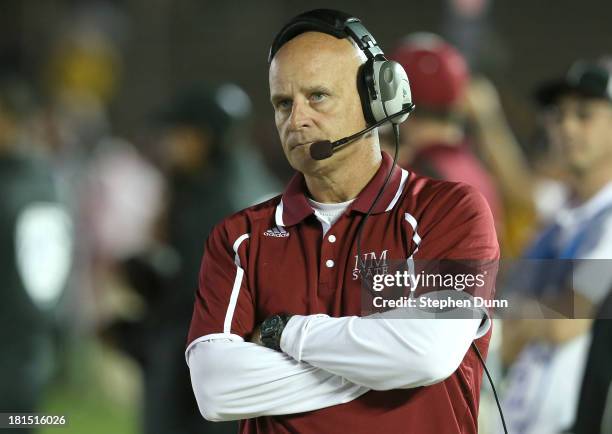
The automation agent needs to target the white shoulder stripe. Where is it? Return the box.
[385,168,410,211]
[404,211,418,231]
[404,212,422,254]
[232,233,250,267]
[224,233,250,336]
[224,266,245,335]
[275,199,285,227]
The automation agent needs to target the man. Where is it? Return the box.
[500,60,612,434]
[187,10,498,433]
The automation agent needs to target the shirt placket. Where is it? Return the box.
[317,216,348,310]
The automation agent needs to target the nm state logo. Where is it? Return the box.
[352,249,389,280]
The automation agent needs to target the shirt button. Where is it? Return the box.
[325,260,335,268]
[328,235,336,243]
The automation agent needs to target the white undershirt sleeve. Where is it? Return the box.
[280,304,489,391]
[187,336,369,422]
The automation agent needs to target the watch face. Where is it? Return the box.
[261,315,281,337]
[261,314,290,351]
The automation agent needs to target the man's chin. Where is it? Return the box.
[567,159,589,176]
[287,147,331,173]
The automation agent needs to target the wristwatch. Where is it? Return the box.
[260,313,293,351]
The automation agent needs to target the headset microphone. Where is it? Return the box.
[310,103,415,161]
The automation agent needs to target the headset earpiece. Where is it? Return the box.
[357,58,377,125]
[370,59,412,123]
[343,19,412,125]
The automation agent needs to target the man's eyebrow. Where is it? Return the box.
[270,85,334,105]
[304,85,333,95]
[270,92,291,105]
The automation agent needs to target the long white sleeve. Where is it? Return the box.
[187,337,369,422]
[280,305,489,391]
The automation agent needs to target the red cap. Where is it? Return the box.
[391,33,469,110]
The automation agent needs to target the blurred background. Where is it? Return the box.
[1,1,611,433]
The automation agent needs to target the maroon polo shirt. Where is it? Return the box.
[188,151,499,434]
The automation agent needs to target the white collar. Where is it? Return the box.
[307,197,355,212]
[557,181,612,227]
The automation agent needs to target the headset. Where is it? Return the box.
[269,10,507,433]
[269,9,412,127]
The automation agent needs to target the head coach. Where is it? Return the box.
[186,9,499,434]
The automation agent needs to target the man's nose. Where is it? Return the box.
[558,113,581,140]
[288,99,313,131]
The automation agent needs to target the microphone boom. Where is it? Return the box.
[309,103,414,161]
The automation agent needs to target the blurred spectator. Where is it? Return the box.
[104,82,279,434]
[500,60,612,434]
[25,1,130,336]
[388,33,503,225]
[462,77,541,257]
[0,77,73,431]
[45,1,126,107]
[572,289,612,434]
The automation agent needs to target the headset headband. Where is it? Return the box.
[268,9,384,63]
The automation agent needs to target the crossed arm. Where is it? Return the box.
[189,190,496,422]
[188,309,486,421]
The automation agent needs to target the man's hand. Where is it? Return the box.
[249,324,263,345]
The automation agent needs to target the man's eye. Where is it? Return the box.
[310,92,327,102]
[277,100,292,110]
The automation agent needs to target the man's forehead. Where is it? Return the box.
[553,94,612,110]
[271,32,363,69]
[269,32,363,92]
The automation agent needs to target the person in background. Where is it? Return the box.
[461,76,543,258]
[388,32,502,224]
[104,82,278,434]
[499,60,612,434]
[0,76,73,433]
[572,289,612,434]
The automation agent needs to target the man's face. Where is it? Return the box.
[544,94,612,174]
[269,32,367,173]
[159,125,210,173]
